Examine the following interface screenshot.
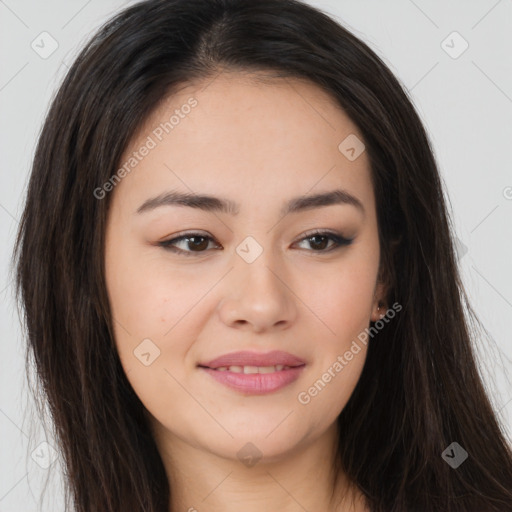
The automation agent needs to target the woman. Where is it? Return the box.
[13,0,512,510]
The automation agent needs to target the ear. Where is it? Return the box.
[370,279,388,323]
[370,235,401,322]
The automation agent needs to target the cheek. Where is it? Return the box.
[309,258,378,342]
[105,253,213,392]
[106,242,204,337]
[296,255,377,411]
[296,274,373,424]
[297,348,367,436]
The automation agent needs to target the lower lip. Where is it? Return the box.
[200,366,305,394]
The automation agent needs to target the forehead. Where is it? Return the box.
[113,72,374,215]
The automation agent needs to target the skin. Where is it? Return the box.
[105,71,387,512]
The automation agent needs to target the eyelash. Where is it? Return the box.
[158,229,354,257]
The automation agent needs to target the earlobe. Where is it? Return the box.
[372,254,394,322]
[372,300,386,322]
[371,274,388,321]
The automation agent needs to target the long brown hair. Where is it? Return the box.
[13,0,512,510]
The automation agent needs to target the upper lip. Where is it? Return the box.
[199,350,306,369]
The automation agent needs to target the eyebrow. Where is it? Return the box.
[136,188,365,217]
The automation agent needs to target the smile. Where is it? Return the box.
[199,364,305,394]
[214,364,295,373]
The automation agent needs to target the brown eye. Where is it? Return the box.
[305,234,331,251]
[294,231,354,252]
[159,230,353,257]
[159,232,220,256]
[182,235,210,251]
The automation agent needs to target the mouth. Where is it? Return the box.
[199,364,303,373]
[197,350,306,394]
[199,349,306,369]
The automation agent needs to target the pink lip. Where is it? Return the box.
[200,350,306,369]
[198,350,306,395]
[200,366,305,394]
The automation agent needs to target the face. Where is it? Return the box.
[104,72,385,464]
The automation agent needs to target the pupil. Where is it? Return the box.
[310,235,327,250]
[189,236,208,250]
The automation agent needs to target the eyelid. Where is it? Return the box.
[158,231,220,256]
[158,229,354,256]
[292,229,354,252]
[295,228,350,243]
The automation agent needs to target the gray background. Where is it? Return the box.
[1,1,511,510]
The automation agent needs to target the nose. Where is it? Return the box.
[216,248,298,333]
